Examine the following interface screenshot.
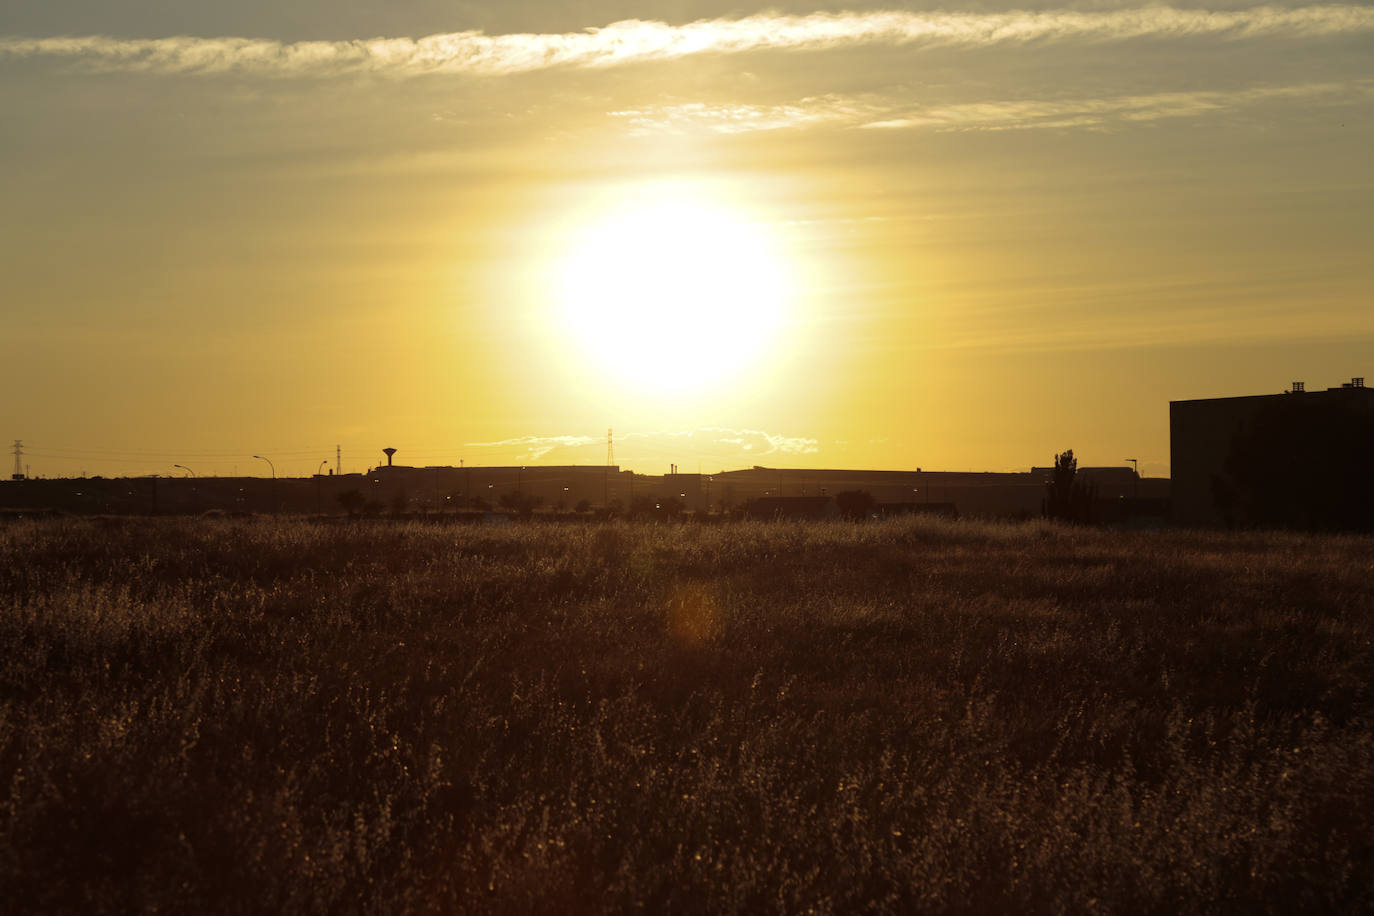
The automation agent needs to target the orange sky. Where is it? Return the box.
[3,4,1373,478]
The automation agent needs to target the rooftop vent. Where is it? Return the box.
[1290,381,1305,393]
[1354,377,1365,388]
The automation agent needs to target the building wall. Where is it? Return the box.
[1170,395,1271,526]
[0,463,1168,520]
[366,465,618,511]
[1170,384,1374,526]
[707,467,1159,519]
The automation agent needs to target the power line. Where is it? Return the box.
[22,443,329,459]
[16,432,794,475]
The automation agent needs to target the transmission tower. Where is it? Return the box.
[11,440,24,480]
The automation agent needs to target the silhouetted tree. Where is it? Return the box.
[835,490,874,521]
[1223,397,1374,531]
[1044,449,1096,523]
[498,490,541,517]
[337,489,364,517]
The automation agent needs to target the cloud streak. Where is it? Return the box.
[611,81,1374,135]
[627,427,821,457]
[610,95,881,135]
[3,6,1373,78]
[464,428,819,465]
[465,435,599,461]
[864,81,1374,131]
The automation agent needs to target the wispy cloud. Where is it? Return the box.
[629,427,821,457]
[612,80,1374,135]
[610,95,884,134]
[463,427,819,466]
[4,6,1373,78]
[465,434,598,461]
[863,81,1374,131]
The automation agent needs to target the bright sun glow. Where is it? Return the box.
[553,186,792,392]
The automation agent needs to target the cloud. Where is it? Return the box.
[4,6,1373,78]
[626,427,821,458]
[611,80,1374,135]
[462,427,819,466]
[464,434,598,461]
[609,94,884,134]
[863,80,1374,130]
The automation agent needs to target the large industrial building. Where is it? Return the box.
[1170,377,1373,527]
[18,376,1374,528]
[0,455,1166,521]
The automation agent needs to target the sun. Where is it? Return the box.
[552,185,792,392]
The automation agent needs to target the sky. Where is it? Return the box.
[3,2,1372,478]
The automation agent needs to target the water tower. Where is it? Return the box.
[382,447,397,467]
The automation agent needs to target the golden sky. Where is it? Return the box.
[3,3,1372,478]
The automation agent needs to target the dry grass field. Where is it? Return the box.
[1,516,1371,913]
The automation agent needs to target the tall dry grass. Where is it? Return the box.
[0,516,1371,913]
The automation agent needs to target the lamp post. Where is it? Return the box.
[173,464,196,513]
[252,455,276,512]
[316,460,328,514]
[1125,458,1139,499]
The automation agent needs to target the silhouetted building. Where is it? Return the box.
[0,458,1171,521]
[1171,377,1374,528]
[711,466,1165,520]
[743,496,836,520]
[366,464,617,513]
[662,473,707,513]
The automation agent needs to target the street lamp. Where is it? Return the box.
[316,460,328,514]
[253,455,277,513]
[173,464,197,513]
